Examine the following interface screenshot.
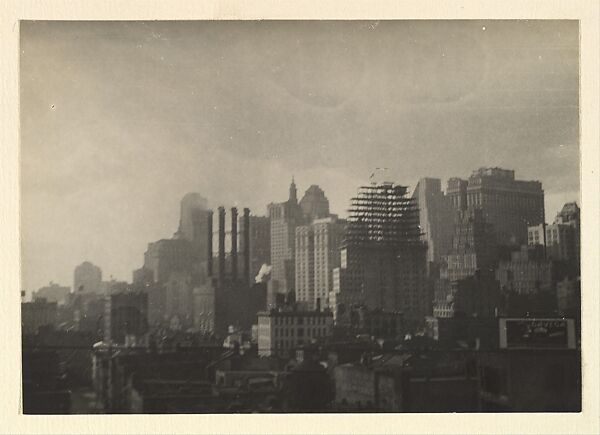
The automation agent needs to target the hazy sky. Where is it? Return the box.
[20,20,579,292]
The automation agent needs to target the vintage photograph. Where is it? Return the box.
[20,20,581,414]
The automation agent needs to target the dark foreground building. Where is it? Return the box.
[477,348,580,412]
[22,349,71,414]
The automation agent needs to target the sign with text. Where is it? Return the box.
[499,318,576,349]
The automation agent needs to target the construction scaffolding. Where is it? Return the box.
[345,182,422,249]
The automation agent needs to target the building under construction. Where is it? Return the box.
[331,182,431,331]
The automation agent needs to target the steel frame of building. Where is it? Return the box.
[345,183,422,250]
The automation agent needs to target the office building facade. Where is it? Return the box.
[412,178,454,266]
[268,179,304,294]
[295,216,345,311]
[447,168,544,246]
[442,208,497,282]
[257,309,334,357]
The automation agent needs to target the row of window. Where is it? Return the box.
[529,230,565,242]
[466,194,541,208]
[273,327,328,338]
[272,315,329,326]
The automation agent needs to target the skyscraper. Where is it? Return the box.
[295,215,345,310]
[176,192,211,266]
[143,239,194,283]
[295,225,315,308]
[268,179,304,295]
[433,208,498,317]
[528,222,575,262]
[442,208,497,282]
[555,202,580,270]
[132,193,212,328]
[527,201,580,274]
[313,217,343,310]
[73,261,102,294]
[332,182,429,329]
[412,178,454,268]
[299,185,330,220]
[446,168,544,246]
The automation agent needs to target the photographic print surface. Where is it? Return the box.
[20,20,581,414]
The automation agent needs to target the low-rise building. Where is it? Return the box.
[104,290,149,346]
[346,306,404,339]
[91,346,224,412]
[478,317,579,411]
[433,273,503,320]
[21,299,58,335]
[32,282,70,306]
[257,309,333,357]
[334,352,479,412]
[477,349,580,411]
[194,279,267,339]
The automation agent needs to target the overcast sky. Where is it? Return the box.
[20,20,579,292]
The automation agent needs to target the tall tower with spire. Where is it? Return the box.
[267,178,305,303]
[289,177,298,204]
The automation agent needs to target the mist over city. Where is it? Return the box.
[21,20,580,414]
[21,20,578,292]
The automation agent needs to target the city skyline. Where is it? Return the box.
[21,20,579,292]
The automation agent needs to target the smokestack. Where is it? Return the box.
[243,208,250,285]
[218,207,225,283]
[231,207,238,282]
[207,210,213,277]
